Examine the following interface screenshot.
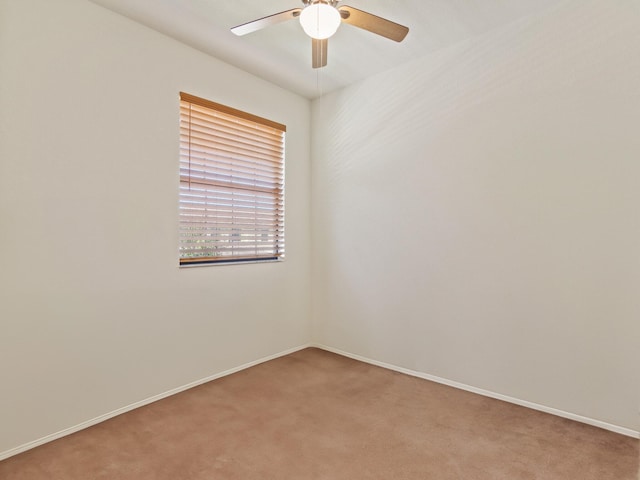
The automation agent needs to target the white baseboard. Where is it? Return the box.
[312,343,640,439]
[0,343,311,462]
[3,342,636,462]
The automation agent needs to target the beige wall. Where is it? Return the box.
[0,0,310,454]
[311,0,640,431]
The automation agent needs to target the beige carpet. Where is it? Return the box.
[1,348,637,479]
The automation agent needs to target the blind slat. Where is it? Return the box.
[180,139,284,167]
[181,129,283,159]
[180,168,282,187]
[179,119,284,152]
[179,152,284,175]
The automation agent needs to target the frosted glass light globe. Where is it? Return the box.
[299,3,341,40]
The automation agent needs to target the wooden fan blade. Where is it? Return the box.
[231,8,302,36]
[338,6,409,42]
[312,38,328,68]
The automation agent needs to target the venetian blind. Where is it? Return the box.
[179,92,286,265]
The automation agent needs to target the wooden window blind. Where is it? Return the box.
[179,92,286,265]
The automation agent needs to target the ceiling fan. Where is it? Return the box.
[231,0,409,68]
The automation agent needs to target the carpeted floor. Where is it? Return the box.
[1,347,637,479]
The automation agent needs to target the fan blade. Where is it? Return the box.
[338,6,409,42]
[231,8,302,36]
[312,38,328,68]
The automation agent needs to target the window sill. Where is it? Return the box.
[178,257,283,268]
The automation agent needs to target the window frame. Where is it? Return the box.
[178,92,286,267]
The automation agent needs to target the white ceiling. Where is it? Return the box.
[88,0,562,99]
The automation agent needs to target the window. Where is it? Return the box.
[178,92,285,265]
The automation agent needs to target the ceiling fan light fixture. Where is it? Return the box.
[299,2,341,40]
